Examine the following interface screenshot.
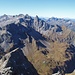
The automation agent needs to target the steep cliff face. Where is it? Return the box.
[0,14,75,75]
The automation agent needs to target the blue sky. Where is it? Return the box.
[0,0,75,18]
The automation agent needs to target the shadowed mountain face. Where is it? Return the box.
[0,14,75,75]
[0,48,39,75]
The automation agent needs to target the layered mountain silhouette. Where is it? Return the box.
[0,14,75,75]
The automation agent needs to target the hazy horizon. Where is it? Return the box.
[0,0,75,18]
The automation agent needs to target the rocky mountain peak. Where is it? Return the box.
[34,15,39,21]
[0,14,11,22]
[24,14,31,20]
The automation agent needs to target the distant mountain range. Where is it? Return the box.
[0,14,75,75]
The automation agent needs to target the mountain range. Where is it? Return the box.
[0,14,75,75]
